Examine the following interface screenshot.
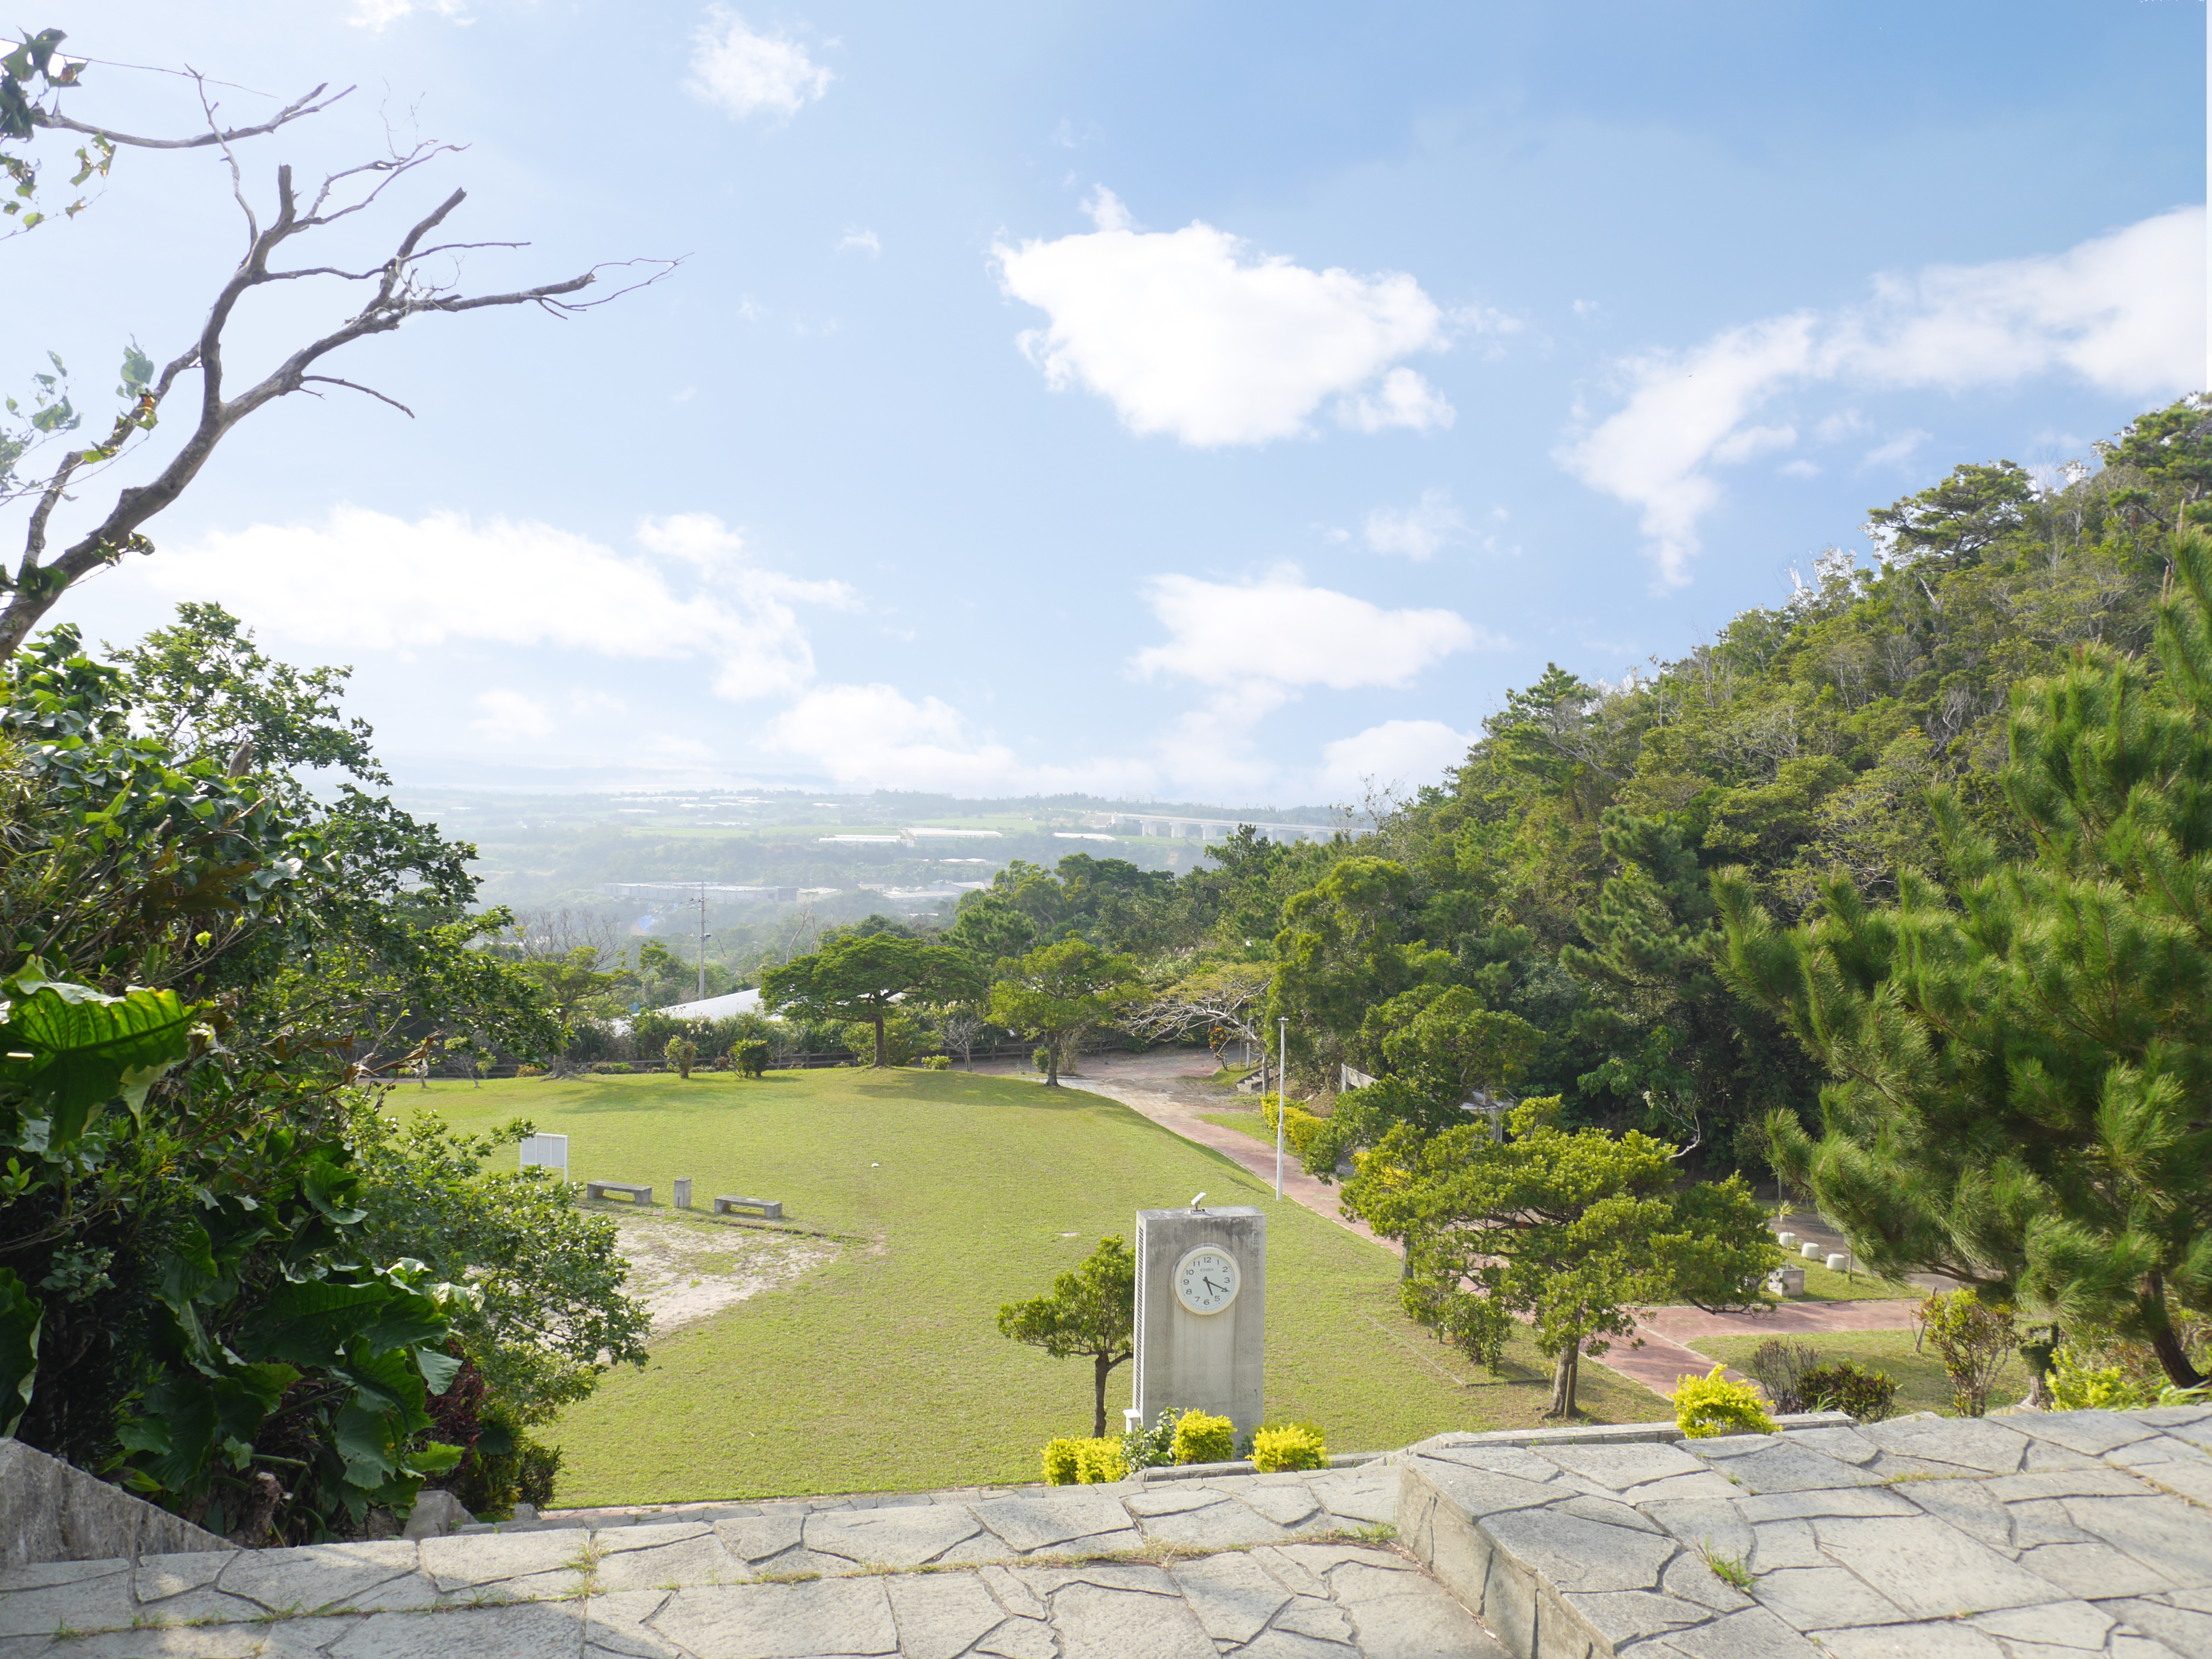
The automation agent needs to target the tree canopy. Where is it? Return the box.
[760,932,979,1067]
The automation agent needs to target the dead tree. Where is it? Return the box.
[0,31,674,653]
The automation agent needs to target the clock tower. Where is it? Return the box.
[1130,1204,1267,1442]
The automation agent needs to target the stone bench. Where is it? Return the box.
[585,1180,651,1204]
[713,1194,782,1219]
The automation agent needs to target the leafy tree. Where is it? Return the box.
[1715,529,2212,1389]
[988,938,1143,1086]
[1302,986,1541,1178]
[1864,460,2035,566]
[345,1109,650,1427]
[664,1036,697,1078]
[997,1236,1136,1437]
[1345,1098,1778,1418]
[762,933,978,1068]
[0,617,559,1539]
[1268,857,1451,1080]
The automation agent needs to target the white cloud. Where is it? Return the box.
[470,689,554,742]
[147,506,854,704]
[1859,429,1931,471]
[1560,206,2205,587]
[1710,423,1797,465]
[348,0,465,27]
[1315,719,1476,798]
[838,227,881,257]
[1780,459,1822,479]
[686,9,833,120]
[995,189,1452,446]
[1363,489,1467,559]
[1130,568,1490,689]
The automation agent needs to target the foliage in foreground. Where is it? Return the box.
[0,609,611,1540]
[1672,1367,1775,1439]
[1719,528,2212,1390]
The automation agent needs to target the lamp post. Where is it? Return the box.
[1275,1016,1288,1200]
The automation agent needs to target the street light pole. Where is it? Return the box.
[694,884,712,1001]
[1275,1016,1288,1200]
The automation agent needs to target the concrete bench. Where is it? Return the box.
[713,1194,782,1219]
[586,1181,651,1204]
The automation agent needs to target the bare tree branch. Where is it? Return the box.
[2,138,680,647]
[29,82,349,149]
[300,376,414,418]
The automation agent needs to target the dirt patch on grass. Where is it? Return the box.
[614,1216,840,1339]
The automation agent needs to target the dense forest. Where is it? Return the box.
[926,397,2212,1180]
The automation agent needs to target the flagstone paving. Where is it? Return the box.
[0,1460,1515,1658]
[1398,1404,2212,1658]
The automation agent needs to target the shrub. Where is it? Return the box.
[664,1036,698,1079]
[1915,1290,2018,1417]
[1033,1046,1053,1075]
[1074,1437,1128,1483]
[1251,1423,1328,1472]
[1260,1094,1327,1158]
[917,1055,951,1070]
[516,1439,563,1510]
[1041,1438,1083,1485]
[1797,1361,1899,1423]
[731,1039,771,1079]
[1172,1410,1236,1466]
[2047,1345,2155,1412]
[516,1064,546,1077]
[589,1062,636,1075]
[1673,1367,1776,1438]
[1121,1407,1184,1472]
[1743,1339,1823,1414]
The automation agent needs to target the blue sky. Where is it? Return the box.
[15,0,2206,803]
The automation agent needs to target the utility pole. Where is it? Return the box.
[690,883,712,1001]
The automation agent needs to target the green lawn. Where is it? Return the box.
[1784,1259,1923,1302]
[411,1070,1665,1506]
[1693,1328,2028,1418]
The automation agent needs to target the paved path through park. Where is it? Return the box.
[1027,1050,1932,1402]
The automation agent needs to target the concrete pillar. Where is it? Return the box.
[1132,1206,1266,1440]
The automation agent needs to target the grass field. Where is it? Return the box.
[409,1069,1666,1506]
[1693,1328,2028,1418]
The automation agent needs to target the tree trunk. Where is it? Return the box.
[1548,1340,1581,1419]
[873,1011,888,1069]
[1045,1032,1061,1087]
[1093,1351,1111,1439]
[2144,1274,2207,1390]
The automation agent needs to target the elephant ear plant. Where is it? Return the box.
[0,613,566,1542]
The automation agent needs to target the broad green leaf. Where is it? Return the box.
[0,980,198,1145]
[414,1344,462,1397]
[407,1439,464,1477]
[0,1267,39,1438]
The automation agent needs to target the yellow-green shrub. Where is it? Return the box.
[1074,1438,1128,1483]
[1260,1094,1326,1157]
[1251,1422,1328,1472]
[1673,1366,1776,1439]
[2047,1345,2155,1412]
[1172,1410,1236,1465]
[1042,1436,1128,1483]
[1041,1438,1083,1485]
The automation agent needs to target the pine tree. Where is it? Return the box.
[1715,529,2212,1389]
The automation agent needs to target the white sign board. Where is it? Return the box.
[519,1132,569,1179]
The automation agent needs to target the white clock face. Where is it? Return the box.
[1175,1246,1240,1316]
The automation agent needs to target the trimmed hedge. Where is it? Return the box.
[1171,1410,1236,1466]
[1250,1422,1328,1472]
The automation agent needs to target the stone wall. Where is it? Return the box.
[0,1439,233,1568]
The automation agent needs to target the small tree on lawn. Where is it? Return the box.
[997,1236,1136,1437]
[989,938,1144,1086]
[663,1036,697,1079]
[1346,1096,1779,1419]
[761,934,979,1068]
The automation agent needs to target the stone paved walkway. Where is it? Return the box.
[0,1461,1515,1658]
[1399,1404,2212,1657]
